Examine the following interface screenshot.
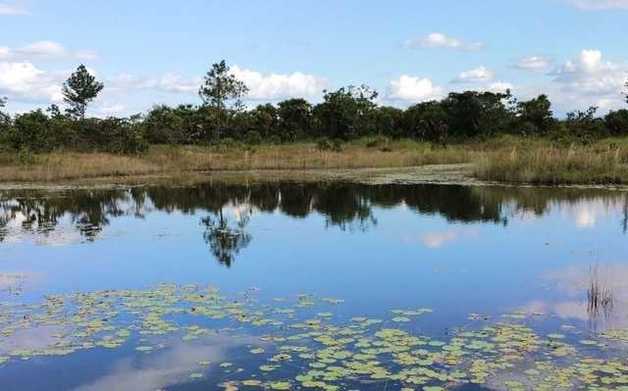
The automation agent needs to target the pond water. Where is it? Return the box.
[0,182,627,390]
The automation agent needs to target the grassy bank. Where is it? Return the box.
[1,136,628,185]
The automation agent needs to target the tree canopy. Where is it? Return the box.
[199,60,249,111]
[62,65,104,119]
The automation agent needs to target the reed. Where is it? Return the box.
[1,136,628,185]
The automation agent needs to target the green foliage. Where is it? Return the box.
[199,60,249,111]
[313,85,378,140]
[244,130,262,145]
[7,109,53,152]
[16,147,35,165]
[277,98,312,142]
[516,95,555,135]
[2,63,628,156]
[562,107,607,144]
[442,90,514,138]
[316,138,343,152]
[373,107,404,139]
[62,65,104,119]
[604,109,628,136]
[403,101,449,142]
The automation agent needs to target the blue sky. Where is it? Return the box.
[1,0,628,116]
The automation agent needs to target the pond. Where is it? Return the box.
[0,181,627,390]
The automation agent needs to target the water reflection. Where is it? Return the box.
[201,206,253,267]
[527,264,628,333]
[75,335,258,391]
[1,183,627,266]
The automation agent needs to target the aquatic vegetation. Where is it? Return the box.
[0,283,627,390]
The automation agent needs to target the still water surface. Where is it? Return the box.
[0,182,627,390]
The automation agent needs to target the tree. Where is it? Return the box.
[562,106,607,142]
[374,106,404,138]
[277,98,313,141]
[604,109,628,136]
[62,65,104,119]
[313,85,378,140]
[403,101,449,142]
[516,95,554,135]
[0,97,9,132]
[199,60,249,111]
[442,90,514,138]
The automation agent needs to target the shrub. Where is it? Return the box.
[244,130,262,145]
[317,138,343,152]
[605,109,628,136]
[7,110,52,152]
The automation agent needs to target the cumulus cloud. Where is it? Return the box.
[387,75,444,102]
[108,73,198,94]
[486,81,514,93]
[405,32,484,51]
[453,66,495,83]
[229,66,326,100]
[108,66,325,101]
[0,41,98,61]
[0,2,28,15]
[514,56,552,72]
[567,0,628,9]
[0,61,64,103]
[548,49,628,111]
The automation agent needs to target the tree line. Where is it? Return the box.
[1,60,628,154]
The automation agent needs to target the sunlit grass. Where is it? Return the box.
[2,136,628,184]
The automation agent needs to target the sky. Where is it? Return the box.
[1,0,628,116]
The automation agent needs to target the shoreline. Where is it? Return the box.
[2,164,628,192]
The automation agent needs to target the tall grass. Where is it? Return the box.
[474,140,628,185]
[2,136,628,185]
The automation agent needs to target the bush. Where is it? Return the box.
[244,130,262,145]
[605,109,628,136]
[365,135,390,148]
[7,110,52,152]
[317,138,343,152]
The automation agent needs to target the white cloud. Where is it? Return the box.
[0,2,28,15]
[108,72,199,95]
[568,0,628,9]
[229,66,326,100]
[17,41,66,57]
[108,66,326,102]
[0,61,63,103]
[405,32,484,51]
[453,66,494,83]
[548,49,628,111]
[75,50,99,61]
[486,81,514,93]
[388,75,444,102]
[514,56,552,72]
[0,41,98,61]
[157,73,198,93]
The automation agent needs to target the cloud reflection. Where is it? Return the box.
[416,228,479,249]
[74,335,258,391]
[524,264,628,331]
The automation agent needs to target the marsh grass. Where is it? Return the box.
[587,265,615,323]
[474,140,628,185]
[2,136,628,184]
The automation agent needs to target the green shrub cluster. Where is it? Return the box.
[1,61,628,155]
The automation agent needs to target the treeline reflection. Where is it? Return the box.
[1,183,627,266]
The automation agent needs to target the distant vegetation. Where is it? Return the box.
[1,59,628,154]
[2,60,628,185]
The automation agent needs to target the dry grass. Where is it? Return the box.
[2,136,628,185]
[474,138,628,185]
